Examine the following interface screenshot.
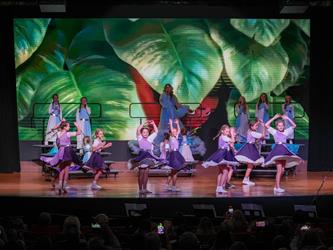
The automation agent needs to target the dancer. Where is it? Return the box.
[76,97,92,150]
[256,93,270,143]
[264,114,302,193]
[45,94,62,145]
[282,95,295,144]
[235,96,249,143]
[84,129,112,190]
[40,121,81,194]
[235,120,265,186]
[202,125,239,194]
[165,119,186,192]
[179,127,195,162]
[225,127,238,189]
[129,120,159,194]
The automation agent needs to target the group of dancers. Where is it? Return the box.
[40,88,302,195]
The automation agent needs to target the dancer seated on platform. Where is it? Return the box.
[160,132,170,162]
[264,114,302,193]
[165,119,186,192]
[235,120,265,186]
[40,121,82,194]
[83,130,112,190]
[202,124,239,194]
[225,127,238,189]
[179,127,195,162]
[129,120,159,194]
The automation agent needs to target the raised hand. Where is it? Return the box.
[169,119,173,124]
[175,119,179,124]
[74,121,79,127]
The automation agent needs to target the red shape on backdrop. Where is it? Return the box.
[130,67,160,126]
[183,96,219,129]
[131,67,219,129]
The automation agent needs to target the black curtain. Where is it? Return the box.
[308,8,333,171]
[0,14,20,172]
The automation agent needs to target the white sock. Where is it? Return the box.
[243,177,249,181]
[92,180,96,185]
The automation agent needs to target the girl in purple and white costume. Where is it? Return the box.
[264,114,302,193]
[84,129,112,190]
[165,119,186,192]
[131,120,159,194]
[202,125,239,194]
[235,120,265,186]
[40,121,81,194]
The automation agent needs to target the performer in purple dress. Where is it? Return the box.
[40,121,81,194]
[264,114,302,193]
[226,127,238,189]
[165,119,186,192]
[235,120,265,186]
[129,120,159,194]
[84,129,112,190]
[202,125,239,194]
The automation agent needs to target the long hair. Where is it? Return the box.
[59,121,69,130]
[94,128,104,139]
[52,93,60,109]
[238,96,248,113]
[79,96,87,111]
[258,93,269,106]
[284,95,292,110]
[213,124,229,140]
[163,83,174,99]
[248,120,257,131]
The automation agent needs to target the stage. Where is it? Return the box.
[0,161,331,198]
[0,161,332,219]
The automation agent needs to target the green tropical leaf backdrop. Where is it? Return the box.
[14,18,310,141]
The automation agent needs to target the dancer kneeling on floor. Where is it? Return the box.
[165,119,186,192]
[83,129,112,190]
[235,120,265,186]
[202,124,239,194]
[129,120,159,194]
[264,114,302,193]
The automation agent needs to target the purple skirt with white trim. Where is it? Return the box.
[40,146,81,168]
[235,143,264,165]
[129,150,160,169]
[85,152,104,169]
[263,144,301,168]
[202,148,239,168]
[167,151,186,171]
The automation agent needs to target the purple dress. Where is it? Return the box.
[131,132,160,169]
[85,139,105,170]
[40,132,81,170]
[167,136,186,171]
[202,135,239,168]
[235,131,264,165]
[263,127,302,168]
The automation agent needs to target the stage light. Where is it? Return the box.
[280,0,309,13]
[39,0,66,13]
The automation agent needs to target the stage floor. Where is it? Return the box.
[0,161,332,198]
